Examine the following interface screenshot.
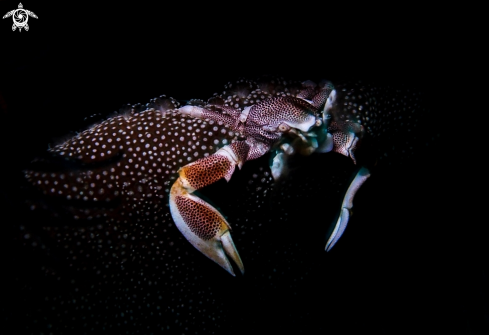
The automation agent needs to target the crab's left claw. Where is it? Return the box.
[325,167,370,251]
[169,144,246,275]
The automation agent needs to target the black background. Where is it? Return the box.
[0,2,485,334]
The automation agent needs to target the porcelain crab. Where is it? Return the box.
[24,76,422,276]
[169,79,371,276]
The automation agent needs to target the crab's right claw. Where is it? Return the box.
[169,179,244,275]
[325,167,371,251]
[168,144,247,276]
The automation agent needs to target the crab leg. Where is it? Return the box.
[169,144,247,276]
[325,167,371,251]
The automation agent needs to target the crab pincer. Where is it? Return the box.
[169,145,246,276]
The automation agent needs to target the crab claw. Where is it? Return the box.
[170,179,244,275]
[168,145,248,275]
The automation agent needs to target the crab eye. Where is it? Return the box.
[278,123,290,132]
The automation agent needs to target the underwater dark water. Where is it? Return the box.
[1,3,485,335]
